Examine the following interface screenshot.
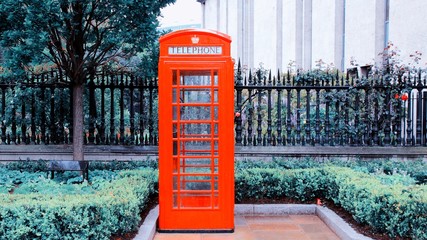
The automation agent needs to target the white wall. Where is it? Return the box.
[389,0,427,68]
[344,0,377,68]
[253,1,278,71]
[199,0,427,72]
[282,0,297,71]
[312,0,337,69]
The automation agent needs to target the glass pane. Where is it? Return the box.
[180,70,211,86]
[180,175,212,190]
[179,158,217,174]
[180,140,213,151]
[172,88,177,103]
[172,106,178,120]
[180,123,217,137]
[173,176,178,190]
[180,106,211,120]
[180,88,212,103]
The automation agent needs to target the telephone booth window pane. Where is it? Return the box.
[181,140,214,152]
[180,106,211,120]
[180,123,217,137]
[173,176,178,190]
[172,106,178,120]
[181,88,212,103]
[213,70,218,86]
[173,140,178,155]
[172,88,177,103]
[179,158,215,173]
[213,106,219,120]
[180,70,211,86]
[180,175,212,190]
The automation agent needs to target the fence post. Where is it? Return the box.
[276,70,283,145]
[109,73,116,145]
[119,73,125,144]
[129,74,135,145]
[286,74,292,145]
[354,86,360,145]
[266,71,272,146]
[148,78,154,145]
[406,92,413,145]
[256,74,263,145]
[99,73,106,144]
[40,77,46,144]
[235,60,243,145]
[305,88,311,145]
[139,77,145,145]
[423,91,427,146]
[11,94,16,144]
[247,70,253,146]
[416,75,423,145]
[21,86,27,144]
[315,88,320,145]
[364,87,371,145]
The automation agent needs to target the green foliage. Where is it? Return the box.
[237,157,427,184]
[0,168,158,239]
[235,162,427,239]
[0,0,175,77]
[5,159,49,172]
[88,159,158,171]
[323,167,427,239]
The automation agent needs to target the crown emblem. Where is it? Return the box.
[191,35,199,44]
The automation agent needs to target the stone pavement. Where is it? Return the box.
[134,204,372,240]
[153,215,340,240]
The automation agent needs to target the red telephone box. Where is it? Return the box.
[158,29,234,232]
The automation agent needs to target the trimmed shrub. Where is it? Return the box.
[323,167,427,239]
[235,165,427,239]
[0,168,158,240]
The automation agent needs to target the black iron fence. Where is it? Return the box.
[0,71,158,145]
[1,66,426,147]
[234,65,427,147]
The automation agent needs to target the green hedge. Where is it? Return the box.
[235,167,427,239]
[0,169,158,240]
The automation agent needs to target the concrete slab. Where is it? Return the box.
[136,204,372,240]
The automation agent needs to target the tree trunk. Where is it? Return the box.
[73,83,85,161]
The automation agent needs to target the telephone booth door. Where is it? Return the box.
[158,29,234,232]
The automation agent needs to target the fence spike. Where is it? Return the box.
[248,69,253,85]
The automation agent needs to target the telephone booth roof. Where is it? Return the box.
[159,29,231,57]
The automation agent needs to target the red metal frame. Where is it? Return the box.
[158,29,234,231]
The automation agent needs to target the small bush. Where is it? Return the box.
[235,163,427,239]
[0,168,158,240]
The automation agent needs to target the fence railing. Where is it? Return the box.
[1,67,426,147]
[234,66,427,147]
[0,71,158,145]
